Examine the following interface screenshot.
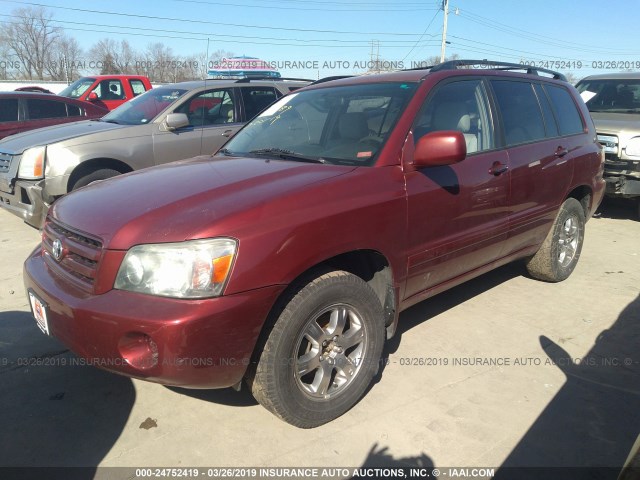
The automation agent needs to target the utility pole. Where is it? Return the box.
[440,0,449,63]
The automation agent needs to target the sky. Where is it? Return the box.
[1,0,639,81]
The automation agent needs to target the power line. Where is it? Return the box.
[401,9,441,62]
[0,0,437,35]
[0,13,439,46]
[0,18,441,49]
[456,9,638,56]
[169,0,439,12]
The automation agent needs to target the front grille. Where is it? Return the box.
[597,134,618,156]
[0,152,12,173]
[42,219,103,291]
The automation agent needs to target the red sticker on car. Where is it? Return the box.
[357,151,373,158]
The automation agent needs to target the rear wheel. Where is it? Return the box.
[71,168,121,190]
[526,197,585,282]
[250,271,385,428]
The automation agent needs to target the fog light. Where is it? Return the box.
[118,332,158,370]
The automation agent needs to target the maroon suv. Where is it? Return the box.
[24,60,605,428]
[0,92,107,140]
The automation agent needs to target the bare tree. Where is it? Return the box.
[1,6,62,80]
[89,38,138,75]
[564,71,579,85]
[44,34,83,81]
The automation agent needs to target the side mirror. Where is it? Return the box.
[413,130,467,167]
[88,92,99,102]
[164,113,190,131]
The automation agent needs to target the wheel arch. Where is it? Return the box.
[67,158,134,192]
[565,184,592,219]
[246,249,397,382]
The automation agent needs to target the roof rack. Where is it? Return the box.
[233,76,313,83]
[426,59,567,81]
[309,75,354,86]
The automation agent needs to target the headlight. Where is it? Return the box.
[114,238,237,298]
[624,137,640,157]
[18,146,45,179]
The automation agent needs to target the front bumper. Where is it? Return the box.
[24,247,285,388]
[0,179,48,229]
[604,174,640,198]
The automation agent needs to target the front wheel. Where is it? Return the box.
[71,168,121,190]
[526,197,586,282]
[250,271,385,428]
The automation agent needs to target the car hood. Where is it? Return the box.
[590,112,640,136]
[0,120,129,154]
[51,156,356,249]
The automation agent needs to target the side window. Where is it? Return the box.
[67,104,82,117]
[176,89,235,126]
[533,84,559,137]
[544,85,585,136]
[27,99,68,120]
[414,79,494,154]
[241,87,279,120]
[0,99,19,122]
[491,80,546,145]
[129,79,147,97]
[94,80,125,100]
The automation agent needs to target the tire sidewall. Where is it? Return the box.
[268,275,384,425]
[72,169,120,190]
[549,199,586,281]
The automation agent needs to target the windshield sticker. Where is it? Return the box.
[580,91,597,103]
[357,151,373,158]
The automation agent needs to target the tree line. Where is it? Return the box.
[0,6,232,83]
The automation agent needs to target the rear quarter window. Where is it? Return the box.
[67,104,82,117]
[129,79,147,97]
[0,99,19,122]
[544,85,585,136]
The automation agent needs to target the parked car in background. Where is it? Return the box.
[14,86,55,94]
[0,78,311,228]
[58,75,153,111]
[0,91,107,140]
[23,61,604,428]
[576,73,640,218]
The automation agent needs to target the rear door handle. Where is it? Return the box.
[555,147,569,158]
[221,129,233,138]
[489,161,509,176]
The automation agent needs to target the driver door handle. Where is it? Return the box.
[221,129,233,138]
[489,161,509,176]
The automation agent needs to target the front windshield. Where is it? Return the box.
[100,87,188,125]
[221,82,417,166]
[576,79,640,113]
[59,78,96,98]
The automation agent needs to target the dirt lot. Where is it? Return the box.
[0,200,638,477]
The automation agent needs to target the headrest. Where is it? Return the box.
[338,112,369,139]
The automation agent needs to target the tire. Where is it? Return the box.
[250,271,385,428]
[71,168,121,190]
[526,197,586,282]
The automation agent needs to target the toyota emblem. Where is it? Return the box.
[52,239,63,261]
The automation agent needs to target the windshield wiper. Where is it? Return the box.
[249,148,326,164]
[101,119,121,124]
[217,148,235,156]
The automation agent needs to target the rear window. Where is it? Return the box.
[27,99,68,120]
[0,99,19,122]
[544,85,584,136]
